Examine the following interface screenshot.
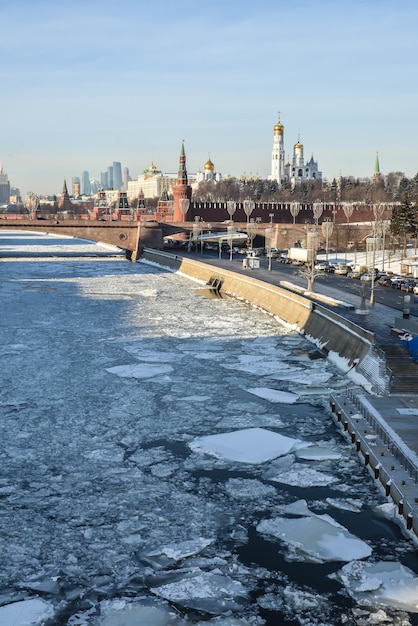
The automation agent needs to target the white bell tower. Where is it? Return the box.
[269,113,285,184]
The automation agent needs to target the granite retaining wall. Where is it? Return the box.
[142,249,386,390]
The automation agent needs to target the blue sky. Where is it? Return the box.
[2,0,418,197]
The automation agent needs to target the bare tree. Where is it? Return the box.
[297,260,322,294]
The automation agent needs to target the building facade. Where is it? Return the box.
[268,115,322,187]
[194,156,222,185]
[0,164,11,204]
[127,162,177,200]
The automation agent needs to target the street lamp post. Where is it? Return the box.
[243,199,255,246]
[321,219,334,262]
[179,197,190,220]
[248,218,257,250]
[193,217,201,256]
[369,203,386,306]
[312,201,324,227]
[265,213,274,271]
[289,202,300,224]
[342,202,355,261]
[227,200,237,262]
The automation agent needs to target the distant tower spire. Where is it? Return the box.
[374,151,380,175]
[373,151,381,184]
[172,141,192,222]
[58,178,72,211]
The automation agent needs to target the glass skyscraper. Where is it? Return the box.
[113,162,122,191]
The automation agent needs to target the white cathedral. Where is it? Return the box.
[268,114,322,187]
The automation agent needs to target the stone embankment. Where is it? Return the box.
[330,391,418,538]
[142,248,388,394]
[142,248,418,539]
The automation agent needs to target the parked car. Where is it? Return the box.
[391,277,405,289]
[377,276,392,287]
[401,280,416,293]
[314,261,330,271]
[360,273,372,282]
[334,264,350,275]
[347,270,362,279]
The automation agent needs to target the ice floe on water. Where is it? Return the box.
[0,597,54,625]
[4,234,418,626]
[106,362,174,379]
[295,444,342,461]
[257,499,372,563]
[334,560,418,613]
[150,570,249,614]
[269,465,339,487]
[189,427,308,464]
[246,387,299,404]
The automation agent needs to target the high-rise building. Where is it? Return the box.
[0,164,11,204]
[81,171,91,196]
[123,166,131,191]
[100,171,109,190]
[107,166,114,190]
[72,176,80,197]
[113,162,122,191]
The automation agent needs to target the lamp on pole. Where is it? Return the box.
[227,200,237,262]
[342,202,355,261]
[289,202,300,224]
[243,199,255,246]
[312,201,323,227]
[179,197,190,220]
[193,217,201,256]
[321,219,334,262]
[265,213,274,271]
[248,218,257,250]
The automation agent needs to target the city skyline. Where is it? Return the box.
[2,0,418,198]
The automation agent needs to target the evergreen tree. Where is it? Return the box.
[390,195,418,256]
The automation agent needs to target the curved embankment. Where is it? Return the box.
[142,249,388,394]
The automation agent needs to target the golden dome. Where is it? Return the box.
[204,156,215,171]
[274,121,284,134]
[294,141,304,150]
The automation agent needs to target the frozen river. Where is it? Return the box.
[2,231,418,626]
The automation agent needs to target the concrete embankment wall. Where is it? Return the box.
[142,249,378,377]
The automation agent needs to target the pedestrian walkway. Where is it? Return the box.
[331,391,418,538]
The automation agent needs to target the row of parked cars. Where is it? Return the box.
[313,261,418,294]
[378,276,418,293]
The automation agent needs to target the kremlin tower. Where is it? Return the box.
[58,179,72,211]
[172,141,192,222]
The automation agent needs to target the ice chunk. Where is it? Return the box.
[326,498,363,512]
[269,466,339,487]
[247,387,299,404]
[257,507,372,563]
[0,598,54,625]
[105,363,173,379]
[97,598,182,625]
[335,560,418,612]
[296,445,341,461]
[189,428,308,464]
[150,570,248,614]
[225,478,277,499]
[147,538,214,562]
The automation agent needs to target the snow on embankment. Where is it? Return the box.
[141,249,376,374]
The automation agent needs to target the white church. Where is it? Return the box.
[268,114,322,187]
